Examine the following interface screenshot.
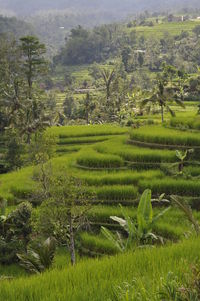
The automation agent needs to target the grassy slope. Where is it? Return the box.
[1,237,200,301]
[127,20,200,38]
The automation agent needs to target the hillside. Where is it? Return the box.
[0,0,200,16]
[1,4,200,301]
[0,15,34,38]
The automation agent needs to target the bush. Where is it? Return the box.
[17,237,57,274]
[10,187,34,200]
[0,236,24,264]
[0,202,32,264]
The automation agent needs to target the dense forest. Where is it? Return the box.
[0,15,34,38]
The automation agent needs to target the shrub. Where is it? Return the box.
[17,237,57,274]
[10,187,34,200]
[0,236,24,264]
[0,202,32,263]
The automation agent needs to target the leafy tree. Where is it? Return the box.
[0,34,53,150]
[81,92,96,124]
[192,25,200,38]
[100,68,116,100]
[0,202,32,264]
[0,34,23,131]
[20,36,47,99]
[32,168,94,265]
[63,95,76,120]
[5,130,25,170]
[29,131,57,165]
[121,46,131,72]
[137,52,144,68]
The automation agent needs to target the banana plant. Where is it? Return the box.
[101,189,171,252]
[175,149,194,174]
[17,237,57,274]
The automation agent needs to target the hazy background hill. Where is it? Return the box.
[1,0,200,57]
[0,0,200,16]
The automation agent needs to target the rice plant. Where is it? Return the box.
[77,150,124,169]
[139,178,200,197]
[1,237,200,301]
[130,126,200,146]
[79,232,119,255]
[96,185,138,201]
[48,124,127,138]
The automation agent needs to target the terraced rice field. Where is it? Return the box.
[127,20,200,38]
[1,122,200,256]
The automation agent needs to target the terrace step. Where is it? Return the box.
[128,139,200,150]
[74,164,128,171]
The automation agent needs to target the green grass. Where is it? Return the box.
[1,238,200,300]
[0,264,26,279]
[0,166,36,202]
[130,125,200,146]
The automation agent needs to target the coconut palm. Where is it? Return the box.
[141,77,185,123]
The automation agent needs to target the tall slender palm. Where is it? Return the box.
[141,78,185,123]
[100,68,115,100]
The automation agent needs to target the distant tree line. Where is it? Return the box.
[54,22,200,74]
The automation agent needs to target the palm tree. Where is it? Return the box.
[141,77,185,123]
[100,68,115,100]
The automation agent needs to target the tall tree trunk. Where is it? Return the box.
[69,212,76,266]
[106,84,110,100]
[161,105,164,123]
[27,132,31,144]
